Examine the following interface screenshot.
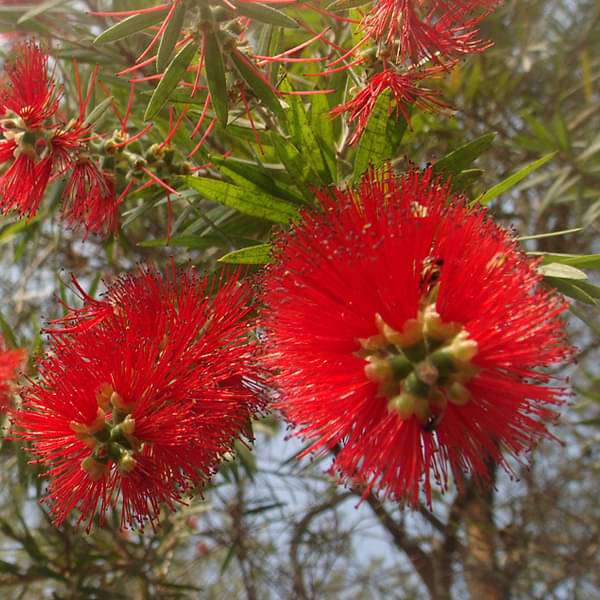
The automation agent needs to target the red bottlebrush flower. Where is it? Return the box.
[62,159,119,237]
[0,42,58,127]
[363,0,501,64]
[261,167,572,506]
[0,339,25,411]
[14,266,261,530]
[0,43,59,217]
[332,66,449,144]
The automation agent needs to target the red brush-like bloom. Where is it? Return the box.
[364,0,501,64]
[14,266,261,530]
[62,159,118,237]
[261,167,572,505]
[0,339,25,411]
[0,43,59,217]
[0,41,58,126]
[332,66,449,144]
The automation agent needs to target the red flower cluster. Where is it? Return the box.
[332,65,449,144]
[14,266,261,529]
[261,167,571,505]
[0,43,118,236]
[0,338,24,411]
[335,1,503,142]
[363,0,501,63]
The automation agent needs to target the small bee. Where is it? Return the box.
[420,256,444,292]
[422,412,444,433]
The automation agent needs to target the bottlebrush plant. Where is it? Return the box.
[0,0,598,597]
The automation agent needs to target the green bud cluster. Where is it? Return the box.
[360,305,478,428]
[71,384,141,480]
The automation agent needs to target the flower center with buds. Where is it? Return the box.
[0,110,41,159]
[70,384,142,480]
[359,304,478,430]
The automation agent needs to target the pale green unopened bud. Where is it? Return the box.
[364,356,392,384]
[375,313,422,348]
[387,393,416,420]
[448,381,471,406]
[447,331,478,363]
[118,452,137,474]
[422,305,460,342]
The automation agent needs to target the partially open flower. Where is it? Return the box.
[261,167,572,505]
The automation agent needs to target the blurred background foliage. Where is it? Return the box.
[0,0,598,598]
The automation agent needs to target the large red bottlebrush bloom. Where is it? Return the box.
[261,167,572,505]
[0,339,25,411]
[332,66,449,144]
[14,266,261,530]
[363,0,501,64]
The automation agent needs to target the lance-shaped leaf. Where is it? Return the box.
[533,253,600,270]
[83,96,113,127]
[205,28,229,126]
[476,153,556,205]
[353,89,408,181]
[231,2,298,28]
[282,78,332,184]
[157,0,186,72]
[538,263,588,280]
[432,133,496,177]
[17,0,67,23]
[219,244,272,265]
[184,177,298,223]
[94,9,168,45]
[230,49,285,124]
[145,40,197,120]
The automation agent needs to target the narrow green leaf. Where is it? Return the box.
[531,253,600,270]
[204,29,229,126]
[157,0,186,72]
[219,244,272,264]
[138,234,257,249]
[517,227,582,242]
[230,49,285,124]
[282,79,331,183]
[145,40,197,120]
[544,277,598,305]
[327,0,370,8]
[17,0,66,23]
[353,89,408,181]
[432,133,496,177]
[94,10,168,45]
[0,214,43,245]
[476,152,556,205]
[270,134,314,202]
[220,544,236,575]
[309,91,337,180]
[184,177,298,223]
[232,2,298,27]
[538,263,588,280]
[450,168,484,192]
[0,312,18,349]
[83,96,113,127]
